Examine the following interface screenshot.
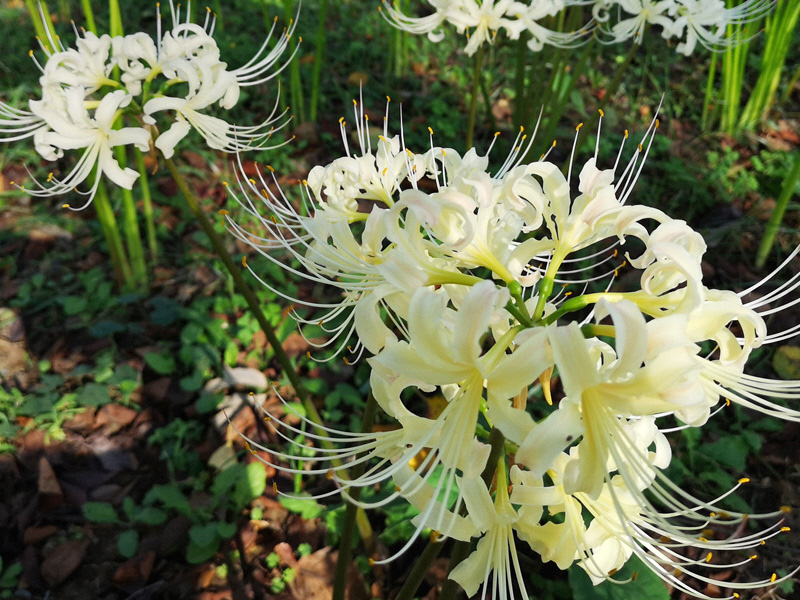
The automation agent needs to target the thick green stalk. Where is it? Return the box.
[332,393,378,600]
[135,149,158,262]
[701,50,718,131]
[94,179,134,288]
[466,44,486,150]
[114,145,148,290]
[309,0,327,122]
[80,0,98,34]
[438,427,507,600]
[108,0,123,36]
[756,152,800,268]
[24,0,58,52]
[393,535,445,600]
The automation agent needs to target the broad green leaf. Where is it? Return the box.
[698,436,750,471]
[279,494,324,519]
[144,352,176,375]
[117,530,139,558]
[179,370,204,392]
[132,506,168,526]
[62,296,88,316]
[78,383,111,407]
[189,523,219,548]
[234,462,267,508]
[217,521,237,539]
[187,539,219,564]
[83,501,119,524]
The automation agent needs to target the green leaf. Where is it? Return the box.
[179,370,204,392]
[62,296,88,316]
[145,484,191,513]
[90,321,126,337]
[132,506,168,526]
[217,521,237,539]
[279,494,324,519]
[83,501,119,524]
[698,436,750,471]
[78,383,111,408]
[18,395,54,416]
[122,497,135,519]
[189,523,219,548]
[150,297,180,326]
[568,555,669,600]
[195,393,223,415]
[144,352,176,375]
[234,462,267,508]
[212,463,245,497]
[773,345,800,380]
[187,539,219,564]
[117,530,139,558]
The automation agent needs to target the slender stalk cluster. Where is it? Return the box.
[226,97,799,599]
[0,0,297,208]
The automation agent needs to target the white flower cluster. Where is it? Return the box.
[380,0,593,55]
[227,99,799,599]
[0,1,295,208]
[593,0,775,55]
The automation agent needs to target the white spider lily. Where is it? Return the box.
[23,88,150,209]
[671,0,775,55]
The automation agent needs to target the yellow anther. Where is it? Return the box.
[781,526,791,532]
[519,126,524,133]
[441,149,446,156]
[552,140,557,147]
[206,5,211,11]
[267,165,275,173]
[781,505,792,513]
[270,215,277,224]
[264,416,271,423]
[395,485,401,492]
[564,291,572,297]
[631,572,638,581]
[326,470,334,480]
[382,168,388,176]
[28,50,34,57]
[306,351,312,359]
[655,119,660,128]
[749,554,758,560]
[705,552,712,563]
[725,398,731,406]
[62,204,70,209]
[338,116,344,124]
[638,143,643,152]
[733,594,740,599]
[368,558,375,566]
[365,115,369,121]
[760,539,766,545]
[701,529,714,537]
[242,256,247,268]
[738,477,750,484]
[405,148,413,156]
[576,123,583,131]
[248,178,256,184]
[222,181,229,186]
[494,131,501,137]
[710,512,717,517]
[218,209,229,216]
[386,95,391,102]
[353,99,358,106]
[624,129,629,138]
[698,536,708,543]
[608,568,618,576]
[430,531,441,543]
[298,36,302,42]
[273,482,278,493]
[598,108,604,117]
[428,127,434,135]
[301,179,308,185]
[245,441,252,452]
[343,356,350,365]
[771,573,777,583]
[47,172,54,182]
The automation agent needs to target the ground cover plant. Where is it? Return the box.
[0,1,799,599]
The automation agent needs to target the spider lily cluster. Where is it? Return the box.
[0,1,295,209]
[225,99,799,599]
[380,0,594,55]
[380,0,775,56]
[593,0,776,55]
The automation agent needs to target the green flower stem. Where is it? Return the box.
[332,393,379,600]
[24,0,58,52]
[114,145,148,291]
[80,0,98,34]
[108,0,124,36]
[392,534,446,600]
[94,178,134,287]
[701,50,718,131]
[309,0,327,122]
[164,158,310,408]
[581,323,615,339]
[439,427,506,600]
[756,152,800,268]
[135,149,158,262]
[541,291,626,326]
[466,44,486,150]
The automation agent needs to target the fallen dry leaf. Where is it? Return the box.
[40,538,90,585]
